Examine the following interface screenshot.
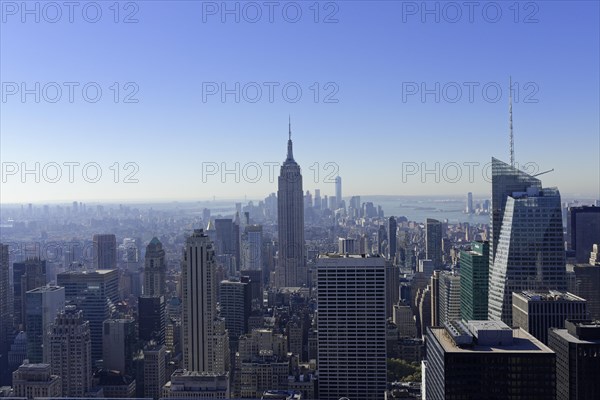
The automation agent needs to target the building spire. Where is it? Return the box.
[509,76,515,167]
[286,116,294,161]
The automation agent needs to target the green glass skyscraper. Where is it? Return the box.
[460,241,489,321]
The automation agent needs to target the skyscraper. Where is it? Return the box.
[424,320,556,400]
[219,279,251,349]
[488,162,567,325]
[549,319,600,400]
[335,175,342,208]
[436,271,461,326]
[277,121,306,287]
[102,318,136,374]
[512,291,587,344]
[144,237,166,297]
[181,229,217,372]
[317,254,387,400]
[13,258,47,330]
[241,225,263,271]
[25,286,65,363]
[568,206,600,263]
[138,295,166,345]
[48,306,92,397]
[426,218,443,267]
[143,343,167,400]
[466,192,474,214]
[12,362,62,399]
[57,269,119,362]
[92,234,117,270]
[459,241,489,321]
[388,216,397,261]
[0,244,10,385]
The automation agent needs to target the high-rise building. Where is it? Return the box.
[215,219,234,256]
[317,254,387,400]
[48,306,92,397]
[13,258,47,330]
[144,237,166,297]
[57,269,119,362]
[92,234,117,269]
[436,271,461,326]
[424,320,556,400]
[277,122,306,287]
[0,244,10,385]
[466,192,474,214]
[102,318,136,374]
[338,238,357,255]
[242,225,263,271]
[12,362,62,399]
[512,291,588,344]
[459,241,489,321]
[138,295,166,345]
[388,216,397,261]
[143,343,167,400]
[335,175,342,209]
[181,229,217,372]
[549,319,600,400]
[386,261,399,320]
[488,159,567,325]
[568,206,600,263]
[393,302,417,338]
[571,263,600,320]
[219,279,251,348]
[426,218,443,267]
[162,370,230,398]
[25,286,64,363]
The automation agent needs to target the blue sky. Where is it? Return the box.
[1,0,599,203]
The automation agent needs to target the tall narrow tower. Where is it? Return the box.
[144,237,166,297]
[277,119,306,287]
[181,229,217,372]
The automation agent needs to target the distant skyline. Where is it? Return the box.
[1,1,599,203]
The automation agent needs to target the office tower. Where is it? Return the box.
[144,237,166,297]
[48,307,92,397]
[571,262,600,319]
[13,258,47,330]
[143,343,167,400]
[512,291,587,344]
[102,318,135,374]
[12,362,62,399]
[466,192,474,214]
[386,261,400,320]
[8,331,27,375]
[416,285,432,338]
[459,241,489,321]
[92,233,117,269]
[57,269,119,362]
[92,369,136,397]
[240,271,263,310]
[549,319,600,400]
[436,271,461,325]
[138,295,166,344]
[569,206,600,263]
[335,176,342,208]
[242,225,263,271]
[424,320,556,400]
[219,279,251,348]
[314,189,321,209]
[25,286,64,363]
[236,329,290,397]
[338,238,357,255]
[215,219,234,255]
[377,224,386,255]
[488,171,567,324]
[233,213,241,271]
[212,318,230,375]
[393,302,417,338]
[181,229,217,372]
[277,121,306,287]
[426,218,443,267]
[0,244,10,385]
[317,254,387,400]
[202,208,211,224]
[430,271,440,326]
[388,216,397,261]
[162,370,230,398]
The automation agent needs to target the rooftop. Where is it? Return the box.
[515,290,585,302]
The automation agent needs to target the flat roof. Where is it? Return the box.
[514,290,585,302]
[430,327,554,354]
[550,328,600,345]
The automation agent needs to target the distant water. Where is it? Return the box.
[361,196,490,225]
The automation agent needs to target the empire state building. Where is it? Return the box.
[277,120,306,287]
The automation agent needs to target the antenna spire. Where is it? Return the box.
[509,76,515,167]
[288,115,291,140]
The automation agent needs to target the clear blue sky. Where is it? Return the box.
[1,0,599,203]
